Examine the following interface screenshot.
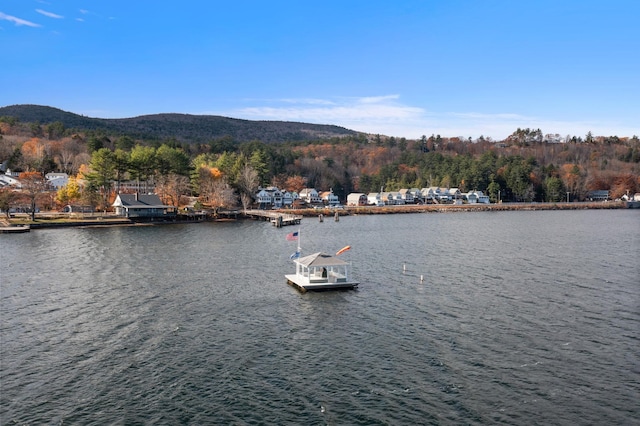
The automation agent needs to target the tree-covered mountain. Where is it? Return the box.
[0,104,358,144]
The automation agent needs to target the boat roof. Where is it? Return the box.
[296,252,349,267]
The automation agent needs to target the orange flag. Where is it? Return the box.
[336,245,351,256]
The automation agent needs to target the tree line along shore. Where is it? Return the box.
[1,109,638,220]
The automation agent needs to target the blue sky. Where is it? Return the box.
[1,0,638,139]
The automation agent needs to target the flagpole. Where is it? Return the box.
[288,228,302,260]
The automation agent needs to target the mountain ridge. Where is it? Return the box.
[0,104,359,144]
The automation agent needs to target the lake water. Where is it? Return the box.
[1,210,639,425]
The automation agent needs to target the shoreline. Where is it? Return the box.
[285,200,629,216]
[2,201,631,231]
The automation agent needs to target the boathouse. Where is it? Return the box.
[112,193,175,218]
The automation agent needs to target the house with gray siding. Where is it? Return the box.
[112,193,175,218]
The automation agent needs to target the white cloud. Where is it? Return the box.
[36,9,63,19]
[228,95,424,130]
[358,95,400,104]
[279,98,336,106]
[0,11,41,27]
[216,95,637,140]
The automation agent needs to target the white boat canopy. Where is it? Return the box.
[295,252,349,267]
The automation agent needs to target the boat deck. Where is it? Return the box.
[285,274,359,293]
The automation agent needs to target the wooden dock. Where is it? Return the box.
[0,225,31,234]
[245,210,302,227]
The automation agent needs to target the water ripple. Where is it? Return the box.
[1,211,638,424]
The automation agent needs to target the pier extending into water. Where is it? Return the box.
[244,209,302,227]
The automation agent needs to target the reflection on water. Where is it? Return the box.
[1,210,639,424]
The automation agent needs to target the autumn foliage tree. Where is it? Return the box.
[56,176,82,206]
[196,166,222,203]
[610,174,639,199]
[208,178,237,216]
[18,171,47,220]
[20,138,53,173]
[196,166,237,215]
[155,173,190,208]
[1,114,638,205]
[0,188,18,218]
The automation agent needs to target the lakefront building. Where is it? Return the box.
[112,193,175,218]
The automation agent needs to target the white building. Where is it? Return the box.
[398,189,415,204]
[320,189,340,206]
[347,193,367,206]
[0,174,21,188]
[299,188,322,204]
[467,190,490,204]
[409,188,423,203]
[367,192,384,206]
[45,172,69,189]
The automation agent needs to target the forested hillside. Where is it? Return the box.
[0,105,357,144]
[1,108,638,212]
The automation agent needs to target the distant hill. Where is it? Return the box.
[0,104,359,144]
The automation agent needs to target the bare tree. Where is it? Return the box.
[18,171,47,220]
[208,177,237,217]
[56,138,84,174]
[237,164,259,195]
[236,164,258,212]
[197,166,218,204]
[240,193,253,212]
[156,173,190,208]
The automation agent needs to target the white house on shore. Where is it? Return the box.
[45,172,69,189]
[409,188,423,203]
[319,189,340,206]
[367,192,384,206]
[421,187,441,202]
[380,192,405,205]
[466,190,490,204]
[255,186,295,209]
[399,188,415,204]
[347,193,367,206]
[299,188,322,204]
[447,188,462,201]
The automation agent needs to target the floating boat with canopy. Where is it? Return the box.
[284,229,358,292]
[286,251,359,292]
